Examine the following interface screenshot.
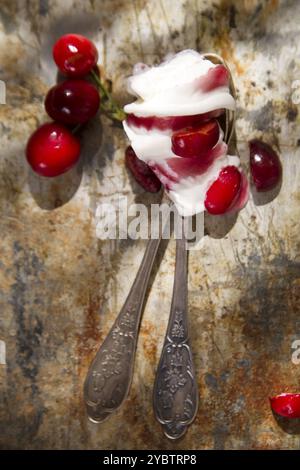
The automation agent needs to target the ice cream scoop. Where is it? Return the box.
[123,50,248,216]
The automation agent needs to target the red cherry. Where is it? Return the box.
[171,120,219,158]
[125,146,161,193]
[126,109,224,132]
[53,34,98,78]
[249,140,282,191]
[270,393,300,418]
[205,165,242,215]
[26,123,81,177]
[45,79,100,125]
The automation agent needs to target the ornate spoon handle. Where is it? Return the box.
[153,217,198,439]
[152,55,235,438]
[84,235,162,422]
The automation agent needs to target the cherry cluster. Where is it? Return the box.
[126,120,282,206]
[25,35,282,201]
[26,34,123,177]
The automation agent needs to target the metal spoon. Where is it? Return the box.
[153,216,198,439]
[84,194,170,422]
[84,52,236,425]
[153,53,236,439]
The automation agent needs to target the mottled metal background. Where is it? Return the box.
[0,0,300,450]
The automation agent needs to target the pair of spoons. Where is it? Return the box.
[83,54,236,439]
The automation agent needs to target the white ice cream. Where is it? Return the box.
[124,50,235,117]
[123,50,241,216]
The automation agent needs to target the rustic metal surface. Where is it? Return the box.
[0,0,300,450]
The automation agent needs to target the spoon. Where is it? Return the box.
[84,53,236,426]
[84,194,170,422]
[153,216,198,439]
[152,53,236,439]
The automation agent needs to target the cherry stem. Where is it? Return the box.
[90,69,126,122]
[72,124,82,134]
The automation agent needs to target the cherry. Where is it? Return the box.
[171,120,219,158]
[126,109,224,132]
[53,34,98,78]
[125,146,161,193]
[205,165,242,215]
[249,140,282,191]
[26,123,81,177]
[270,393,300,418]
[45,79,100,125]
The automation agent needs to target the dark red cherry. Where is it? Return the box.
[45,79,100,125]
[26,123,81,177]
[205,165,242,215]
[249,140,282,191]
[53,34,98,78]
[125,146,161,193]
[171,120,219,158]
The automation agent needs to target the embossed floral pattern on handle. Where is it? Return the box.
[153,53,236,439]
[153,222,199,440]
[84,235,163,422]
[84,193,171,422]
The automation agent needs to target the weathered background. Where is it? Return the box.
[0,0,300,450]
